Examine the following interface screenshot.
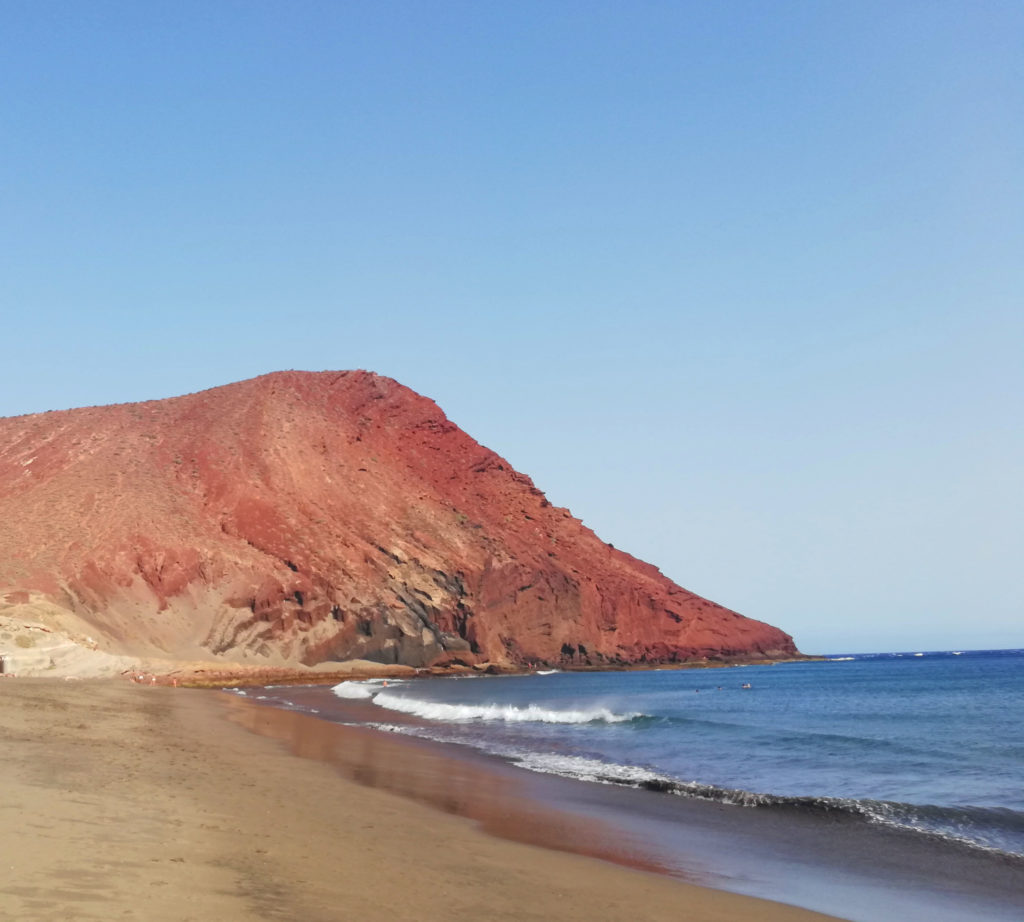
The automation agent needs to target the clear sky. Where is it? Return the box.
[2,1,1021,653]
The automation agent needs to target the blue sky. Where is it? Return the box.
[2,1,1021,653]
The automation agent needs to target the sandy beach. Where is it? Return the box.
[0,679,843,921]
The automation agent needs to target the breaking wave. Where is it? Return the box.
[332,681,377,699]
[511,753,1024,859]
[331,678,409,700]
[369,691,642,724]
[316,704,1024,859]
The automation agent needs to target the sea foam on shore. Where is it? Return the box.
[233,650,1024,922]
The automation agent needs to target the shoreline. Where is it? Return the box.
[156,653,825,689]
[240,675,1024,922]
[0,678,840,922]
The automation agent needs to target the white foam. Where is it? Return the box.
[535,669,561,675]
[332,681,376,699]
[514,751,667,786]
[371,691,640,724]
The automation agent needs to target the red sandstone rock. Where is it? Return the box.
[0,371,798,668]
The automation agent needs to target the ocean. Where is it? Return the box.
[231,649,1024,921]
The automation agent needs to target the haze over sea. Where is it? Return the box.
[237,649,1024,922]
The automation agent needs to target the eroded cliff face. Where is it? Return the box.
[0,371,798,668]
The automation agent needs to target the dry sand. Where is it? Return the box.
[0,679,842,921]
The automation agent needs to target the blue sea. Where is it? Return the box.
[232,649,1024,921]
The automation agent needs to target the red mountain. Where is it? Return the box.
[0,371,798,670]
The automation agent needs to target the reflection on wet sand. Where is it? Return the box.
[223,693,676,877]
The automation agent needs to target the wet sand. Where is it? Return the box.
[0,679,841,921]
[228,687,1024,922]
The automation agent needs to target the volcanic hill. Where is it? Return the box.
[0,371,798,674]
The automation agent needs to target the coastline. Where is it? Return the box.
[0,679,840,922]
[146,653,824,689]
[233,677,1024,922]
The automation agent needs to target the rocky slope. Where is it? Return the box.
[0,371,798,671]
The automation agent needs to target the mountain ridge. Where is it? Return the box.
[0,370,799,674]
